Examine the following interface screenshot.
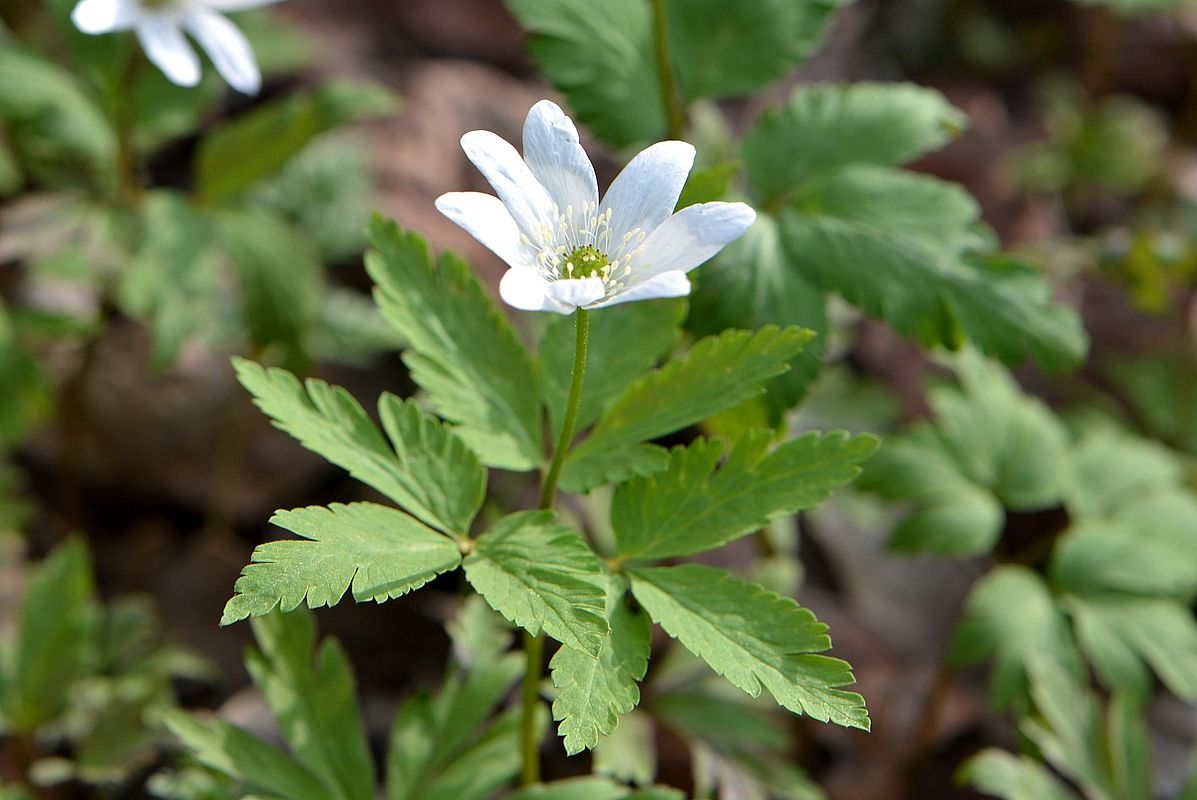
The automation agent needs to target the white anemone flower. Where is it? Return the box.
[436,100,756,314]
[70,0,281,95]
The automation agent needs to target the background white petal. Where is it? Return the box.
[183,7,260,94]
[589,271,690,309]
[461,130,555,238]
[636,201,756,278]
[601,140,695,240]
[435,192,529,270]
[522,100,598,214]
[544,277,605,309]
[136,16,202,87]
[201,0,286,10]
[500,269,572,314]
[71,0,138,33]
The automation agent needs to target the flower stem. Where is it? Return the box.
[538,308,590,510]
[650,0,686,139]
[521,308,591,786]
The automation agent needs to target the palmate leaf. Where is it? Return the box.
[961,751,1080,800]
[540,300,683,439]
[628,564,868,729]
[234,359,486,535]
[463,511,608,656]
[611,430,877,561]
[506,777,684,800]
[222,503,462,625]
[245,612,373,800]
[550,581,651,755]
[367,220,542,471]
[561,326,812,493]
[742,82,967,205]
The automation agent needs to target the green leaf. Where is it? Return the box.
[1066,424,1183,519]
[592,710,655,786]
[214,209,323,357]
[1065,595,1197,702]
[858,354,1070,556]
[118,192,222,369]
[689,213,827,421]
[666,0,846,101]
[779,200,1086,373]
[222,502,462,625]
[196,80,399,204]
[540,300,683,438]
[366,219,543,471]
[1019,657,1107,798]
[676,161,739,209]
[447,595,515,669]
[563,326,812,492]
[743,82,966,204]
[0,46,115,190]
[504,0,662,148]
[612,430,876,561]
[950,566,1079,709]
[960,750,1079,800]
[245,612,373,800]
[387,654,524,800]
[629,564,868,729]
[550,581,651,754]
[505,777,633,800]
[234,359,486,535]
[6,538,95,732]
[464,511,608,656]
[163,710,338,800]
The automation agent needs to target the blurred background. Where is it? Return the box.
[2,0,1197,798]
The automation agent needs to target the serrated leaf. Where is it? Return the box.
[222,502,462,624]
[612,430,876,561]
[743,82,966,204]
[667,0,845,101]
[950,566,1080,709]
[629,564,867,729]
[234,360,485,535]
[858,354,1070,556]
[1066,424,1182,519]
[540,300,683,439]
[551,582,651,754]
[366,219,542,471]
[563,326,812,493]
[780,203,1086,373]
[7,538,95,732]
[689,213,827,422]
[464,511,608,655]
[163,710,338,800]
[197,80,399,204]
[245,612,373,800]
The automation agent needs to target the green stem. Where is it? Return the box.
[521,308,591,786]
[650,0,686,140]
[538,309,590,510]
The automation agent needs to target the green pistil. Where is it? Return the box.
[561,245,608,279]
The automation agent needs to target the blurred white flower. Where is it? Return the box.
[70,0,282,95]
[436,100,756,314]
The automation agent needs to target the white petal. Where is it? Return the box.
[71,0,138,33]
[435,191,529,269]
[499,269,572,314]
[636,202,756,278]
[183,7,260,94]
[601,140,695,240]
[544,277,605,309]
[522,100,598,213]
[589,271,690,309]
[135,16,202,87]
[201,0,285,10]
[461,130,554,238]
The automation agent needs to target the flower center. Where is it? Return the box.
[560,244,609,279]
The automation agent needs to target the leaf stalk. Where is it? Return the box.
[650,0,686,140]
